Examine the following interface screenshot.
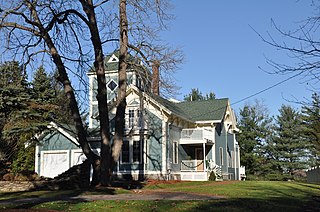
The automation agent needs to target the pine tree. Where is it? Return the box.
[301,93,320,166]
[0,62,57,174]
[272,105,308,175]
[184,88,216,101]
[50,70,73,124]
[0,61,28,163]
[32,66,55,103]
[237,101,273,176]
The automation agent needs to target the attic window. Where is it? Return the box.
[107,80,117,91]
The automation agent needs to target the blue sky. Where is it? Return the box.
[163,0,316,116]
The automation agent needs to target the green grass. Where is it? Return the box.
[1,181,319,211]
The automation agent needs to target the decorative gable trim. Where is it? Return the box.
[224,103,239,133]
[48,122,80,147]
[107,54,119,63]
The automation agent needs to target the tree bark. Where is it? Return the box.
[23,1,100,186]
[79,0,112,186]
[111,0,128,171]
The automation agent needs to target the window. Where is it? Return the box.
[228,151,233,168]
[219,147,224,166]
[128,109,135,128]
[121,140,142,164]
[121,140,129,163]
[137,109,143,128]
[107,79,117,91]
[173,141,178,164]
[133,140,141,163]
[136,77,142,88]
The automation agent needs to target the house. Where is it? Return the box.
[35,51,245,181]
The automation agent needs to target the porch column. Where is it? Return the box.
[162,120,167,174]
[203,143,206,172]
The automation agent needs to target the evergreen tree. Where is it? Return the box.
[206,92,216,100]
[32,66,55,103]
[0,62,58,174]
[184,88,216,101]
[32,67,73,124]
[301,93,320,166]
[237,101,273,176]
[272,105,308,175]
[50,70,73,124]
[0,61,28,164]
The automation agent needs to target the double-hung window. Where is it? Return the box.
[121,140,142,164]
[133,140,141,163]
[121,140,130,163]
[128,109,135,128]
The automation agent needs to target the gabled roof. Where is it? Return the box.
[176,98,228,122]
[150,94,228,122]
[88,50,148,73]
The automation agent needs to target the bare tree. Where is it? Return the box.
[111,0,128,176]
[0,0,182,185]
[254,2,320,90]
[0,0,101,183]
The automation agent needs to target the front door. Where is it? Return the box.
[195,148,204,171]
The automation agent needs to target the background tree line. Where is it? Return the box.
[0,61,72,177]
[184,88,319,180]
[237,95,320,180]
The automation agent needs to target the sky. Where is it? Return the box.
[162,0,317,116]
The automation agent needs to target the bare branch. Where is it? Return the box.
[94,0,111,8]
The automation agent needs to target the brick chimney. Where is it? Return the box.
[152,60,160,95]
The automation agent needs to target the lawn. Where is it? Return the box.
[0,181,319,211]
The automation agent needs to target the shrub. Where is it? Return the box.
[209,171,216,181]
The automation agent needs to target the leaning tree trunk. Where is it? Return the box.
[111,0,129,174]
[79,0,112,186]
[25,4,101,186]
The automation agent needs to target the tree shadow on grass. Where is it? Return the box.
[149,197,319,212]
[0,187,116,210]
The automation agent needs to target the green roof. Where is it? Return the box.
[89,50,147,73]
[151,95,228,122]
[176,98,228,122]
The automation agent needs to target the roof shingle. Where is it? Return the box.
[151,94,228,122]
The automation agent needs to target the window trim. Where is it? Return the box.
[219,147,224,166]
[120,139,142,164]
[121,140,130,164]
[107,79,118,91]
[173,141,178,164]
[132,140,142,163]
[128,109,135,128]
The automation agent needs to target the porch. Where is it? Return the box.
[180,159,220,181]
[180,128,214,144]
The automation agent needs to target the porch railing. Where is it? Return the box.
[180,128,214,144]
[239,166,246,179]
[181,160,204,172]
